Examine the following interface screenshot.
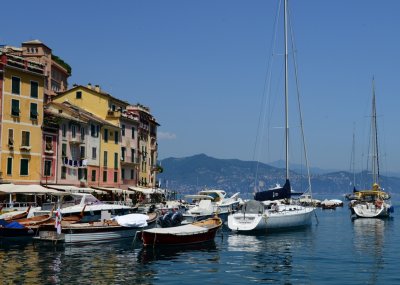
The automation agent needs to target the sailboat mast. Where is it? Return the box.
[284,0,289,180]
[371,79,380,185]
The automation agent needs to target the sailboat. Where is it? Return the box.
[350,80,393,219]
[227,0,314,232]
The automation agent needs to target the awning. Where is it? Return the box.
[128,186,165,195]
[0,184,62,195]
[92,186,136,195]
[46,185,107,195]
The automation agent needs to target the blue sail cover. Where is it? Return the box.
[254,179,291,202]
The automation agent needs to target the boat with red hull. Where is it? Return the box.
[141,216,222,246]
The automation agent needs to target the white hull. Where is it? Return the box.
[228,205,314,232]
[36,227,139,243]
[352,202,391,219]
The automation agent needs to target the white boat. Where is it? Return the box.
[350,81,393,219]
[34,213,156,244]
[228,0,314,232]
[182,189,241,223]
[34,193,136,222]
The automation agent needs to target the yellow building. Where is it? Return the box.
[52,85,129,187]
[0,52,45,183]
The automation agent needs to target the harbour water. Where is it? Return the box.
[0,206,398,284]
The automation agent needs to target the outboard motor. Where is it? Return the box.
[170,211,183,226]
[157,211,173,228]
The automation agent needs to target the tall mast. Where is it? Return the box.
[284,0,289,180]
[371,78,379,185]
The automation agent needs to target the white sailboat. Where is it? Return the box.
[350,80,393,219]
[228,0,314,232]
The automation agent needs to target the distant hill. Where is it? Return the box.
[158,154,400,201]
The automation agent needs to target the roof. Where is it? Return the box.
[55,85,130,107]
[46,101,118,128]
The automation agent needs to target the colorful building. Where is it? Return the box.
[126,105,160,187]
[52,84,129,188]
[0,50,45,183]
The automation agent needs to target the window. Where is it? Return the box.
[30,103,38,120]
[7,157,13,175]
[12,77,20,94]
[132,127,135,139]
[81,127,85,141]
[62,143,67,157]
[71,145,77,158]
[45,136,53,151]
[71,125,76,138]
[103,170,107,182]
[30,81,38,98]
[122,125,125,136]
[91,170,96,182]
[90,124,99,137]
[121,169,125,179]
[104,129,108,142]
[121,147,126,161]
[44,160,52,176]
[114,153,118,169]
[130,169,134,179]
[76,91,82,99]
[92,147,97,159]
[80,146,85,158]
[104,151,108,167]
[20,158,29,176]
[11,99,20,117]
[61,166,66,179]
[8,129,14,146]
[62,124,66,137]
[78,168,84,180]
[131,148,135,163]
[22,131,30,147]
[114,172,118,183]
[114,131,119,144]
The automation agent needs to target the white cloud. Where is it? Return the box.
[158,131,177,140]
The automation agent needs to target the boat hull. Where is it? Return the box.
[352,202,392,219]
[141,217,222,246]
[228,206,314,232]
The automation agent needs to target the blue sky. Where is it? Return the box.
[2,0,400,173]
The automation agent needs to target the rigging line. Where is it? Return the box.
[252,0,283,191]
[288,2,312,194]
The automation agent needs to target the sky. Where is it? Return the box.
[2,0,400,173]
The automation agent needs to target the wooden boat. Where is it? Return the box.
[0,207,84,238]
[1,205,31,221]
[141,216,222,246]
[34,212,157,243]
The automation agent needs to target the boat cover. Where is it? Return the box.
[144,224,208,235]
[0,220,25,229]
[113,213,149,228]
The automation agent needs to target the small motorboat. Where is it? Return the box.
[34,212,157,244]
[141,216,222,246]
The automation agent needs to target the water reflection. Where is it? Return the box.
[225,228,313,283]
[352,218,391,284]
[137,241,218,264]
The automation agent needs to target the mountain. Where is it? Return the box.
[158,154,400,201]
[269,160,340,175]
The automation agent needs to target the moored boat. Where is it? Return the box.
[141,216,222,246]
[34,213,157,243]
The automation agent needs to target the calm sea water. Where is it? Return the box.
[1,206,399,285]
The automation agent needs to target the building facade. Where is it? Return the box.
[0,51,45,183]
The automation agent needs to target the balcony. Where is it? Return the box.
[106,110,121,118]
